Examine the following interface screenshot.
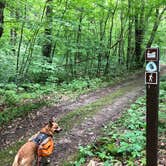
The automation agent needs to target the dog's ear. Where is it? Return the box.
[48,119,53,128]
[48,117,56,127]
[52,117,56,122]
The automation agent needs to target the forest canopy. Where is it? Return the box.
[0,0,165,85]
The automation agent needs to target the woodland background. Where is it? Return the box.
[0,0,166,83]
[0,0,165,123]
[0,1,166,165]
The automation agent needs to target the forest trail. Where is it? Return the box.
[52,83,143,165]
[0,72,144,150]
[0,67,166,165]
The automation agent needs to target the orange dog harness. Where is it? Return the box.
[32,132,54,157]
[37,137,54,157]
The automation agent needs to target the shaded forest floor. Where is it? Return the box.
[0,67,166,166]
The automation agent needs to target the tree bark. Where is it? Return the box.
[74,10,83,76]
[10,11,19,55]
[97,9,111,76]
[146,7,166,48]
[126,0,132,69]
[118,9,125,65]
[42,0,53,63]
[134,2,145,68]
[104,0,118,75]
[0,2,5,38]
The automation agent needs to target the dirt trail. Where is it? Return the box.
[52,85,143,165]
[0,72,143,149]
[0,67,165,165]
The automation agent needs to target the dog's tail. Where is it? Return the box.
[12,154,20,166]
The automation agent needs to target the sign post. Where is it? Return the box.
[145,48,159,166]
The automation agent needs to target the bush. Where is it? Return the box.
[4,90,19,106]
[5,83,17,90]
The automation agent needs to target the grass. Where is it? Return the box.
[0,141,24,166]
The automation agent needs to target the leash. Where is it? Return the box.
[37,148,41,166]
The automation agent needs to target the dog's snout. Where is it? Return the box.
[55,127,62,133]
[59,128,62,131]
[57,127,62,131]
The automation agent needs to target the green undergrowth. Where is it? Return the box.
[0,101,47,126]
[65,97,146,166]
[69,74,166,166]
[0,80,140,165]
[0,70,142,126]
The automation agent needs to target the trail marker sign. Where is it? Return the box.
[145,48,159,166]
[145,72,157,84]
[146,61,157,72]
[145,48,159,61]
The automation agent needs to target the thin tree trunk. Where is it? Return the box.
[134,1,145,67]
[118,9,124,65]
[104,0,118,75]
[10,11,19,55]
[42,0,53,63]
[16,5,27,87]
[19,3,46,78]
[97,10,111,76]
[146,7,166,48]
[135,16,143,65]
[0,2,5,38]
[51,0,69,60]
[74,10,83,76]
[126,0,132,69]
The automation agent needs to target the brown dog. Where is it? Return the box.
[12,117,62,166]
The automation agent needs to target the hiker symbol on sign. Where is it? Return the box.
[145,72,157,85]
[149,74,153,82]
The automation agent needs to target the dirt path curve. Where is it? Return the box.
[0,72,143,150]
[51,66,166,165]
[52,85,143,165]
[0,66,166,165]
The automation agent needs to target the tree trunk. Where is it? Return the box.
[134,1,145,68]
[0,2,5,38]
[139,7,166,65]
[135,16,143,65]
[126,0,132,69]
[104,0,118,75]
[97,10,111,76]
[42,0,53,63]
[118,9,124,65]
[146,8,166,48]
[74,10,83,76]
[97,21,104,76]
[10,11,19,55]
